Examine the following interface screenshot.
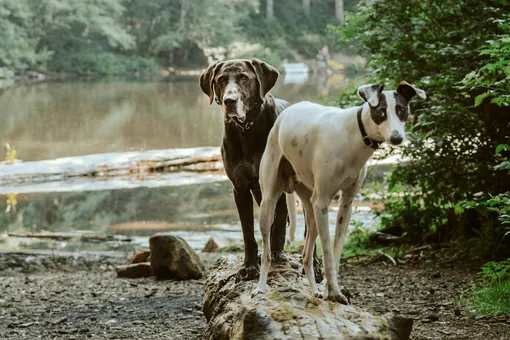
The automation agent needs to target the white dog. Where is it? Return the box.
[252,81,426,302]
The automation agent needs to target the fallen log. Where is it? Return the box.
[7,232,132,243]
[0,147,405,186]
[0,147,223,185]
[203,254,413,340]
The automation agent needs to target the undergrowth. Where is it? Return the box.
[464,261,510,317]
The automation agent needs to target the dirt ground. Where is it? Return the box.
[0,251,508,340]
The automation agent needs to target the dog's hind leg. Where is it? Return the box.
[252,144,286,297]
[285,193,297,247]
[295,184,320,297]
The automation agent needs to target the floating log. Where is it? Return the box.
[7,232,132,243]
[203,254,412,340]
[0,147,223,185]
[0,146,405,186]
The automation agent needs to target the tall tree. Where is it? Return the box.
[303,0,310,16]
[335,0,344,24]
[267,0,274,19]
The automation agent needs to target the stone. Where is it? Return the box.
[203,236,230,253]
[202,236,244,253]
[426,313,439,322]
[203,254,413,340]
[131,248,151,264]
[149,234,204,280]
[115,263,152,278]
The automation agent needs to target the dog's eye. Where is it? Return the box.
[398,107,406,113]
[218,76,227,84]
[239,74,248,81]
[378,109,386,117]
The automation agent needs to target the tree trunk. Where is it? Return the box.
[203,254,413,340]
[180,0,187,28]
[267,0,274,19]
[335,0,345,24]
[303,0,311,16]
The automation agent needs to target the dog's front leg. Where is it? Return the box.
[233,187,259,282]
[312,194,349,304]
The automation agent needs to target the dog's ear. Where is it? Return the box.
[248,58,279,102]
[396,81,427,102]
[199,62,222,105]
[358,84,384,107]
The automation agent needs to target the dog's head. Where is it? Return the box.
[199,58,279,126]
[357,81,426,145]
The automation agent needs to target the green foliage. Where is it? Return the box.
[333,0,510,258]
[0,0,362,74]
[464,261,510,317]
[480,261,510,284]
[0,0,51,70]
[50,51,160,77]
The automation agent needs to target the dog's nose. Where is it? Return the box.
[390,131,403,145]
[223,97,236,107]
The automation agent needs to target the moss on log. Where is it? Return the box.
[203,254,412,340]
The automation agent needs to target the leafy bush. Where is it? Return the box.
[49,51,160,77]
[333,0,510,258]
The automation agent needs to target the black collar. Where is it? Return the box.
[357,106,382,150]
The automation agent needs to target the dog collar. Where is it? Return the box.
[357,106,381,150]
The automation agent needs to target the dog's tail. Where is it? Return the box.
[285,192,297,247]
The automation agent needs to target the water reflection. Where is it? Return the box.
[0,180,379,252]
[0,78,325,162]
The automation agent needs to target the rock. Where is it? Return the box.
[431,271,441,279]
[131,248,151,264]
[202,236,242,253]
[203,254,413,340]
[115,263,152,278]
[149,234,204,280]
[426,313,439,322]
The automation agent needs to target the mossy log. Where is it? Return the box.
[203,254,412,340]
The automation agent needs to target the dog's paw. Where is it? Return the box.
[235,264,259,283]
[251,286,267,298]
[313,290,324,299]
[271,251,288,264]
[324,289,349,305]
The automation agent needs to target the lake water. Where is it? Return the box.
[0,74,381,253]
[1,75,340,162]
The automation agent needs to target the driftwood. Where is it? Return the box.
[8,232,132,243]
[203,254,413,340]
[0,147,222,185]
[0,147,405,186]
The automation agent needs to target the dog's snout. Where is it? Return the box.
[223,97,236,107]
[390,130,403,145]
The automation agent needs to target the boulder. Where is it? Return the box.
[115,263,152,278]
[149,234,204,280]
[131,248,151,264]
[202,236,243,253]
[203,254,413,340]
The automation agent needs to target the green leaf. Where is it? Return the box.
[474,92,490,107]
[496,144,509,154]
